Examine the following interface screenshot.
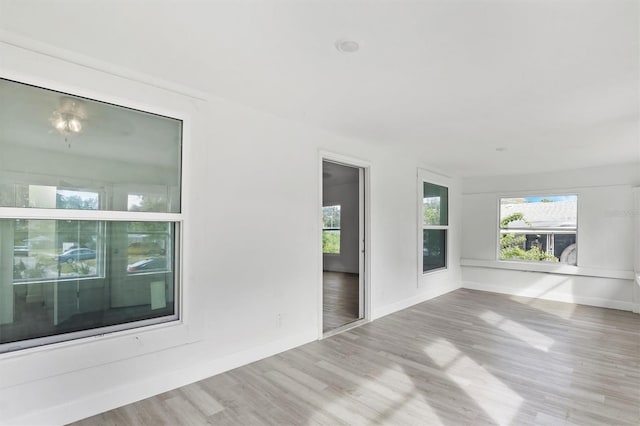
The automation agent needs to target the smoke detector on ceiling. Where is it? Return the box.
[335,39,360,53]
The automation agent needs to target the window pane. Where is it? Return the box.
[322,230,340,254]
[57,189,100,210]
[423,229,446,272]
[0,219,176,352]
[12,219,101,282]
[322,205,341,254]
[322,205,341,228]
[127,193,170,213]
[127,222,171,274]
[423,183,448,226]
[0,78,182,213]
[499,195,577,264]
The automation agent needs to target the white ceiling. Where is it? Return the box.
[0,0,638,177]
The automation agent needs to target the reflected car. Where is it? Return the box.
[57,248,96,263]
[127,257,167,273]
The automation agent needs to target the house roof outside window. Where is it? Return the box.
[501,200,577,229]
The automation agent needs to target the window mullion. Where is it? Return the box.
[423,225,449,230]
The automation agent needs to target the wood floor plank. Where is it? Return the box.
[178,383,225,417]
[163,396,208,426]
[71,289,640,426]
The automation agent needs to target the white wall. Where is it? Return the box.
[374,168,462,318]
[461,164,639,311]
[0,42,462,424]
[323,179,359,274]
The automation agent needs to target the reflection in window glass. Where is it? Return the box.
[127,194,169,213]
[126,222,171,274]
[57,189,99,210]
[0,78,182,213]
[322,205,341,254]
[8,185,101,210]
[423,229,447,272]
[1,219,176,350]
[12,219,101,283]
[0,78,182,353]
[423,182,448,226]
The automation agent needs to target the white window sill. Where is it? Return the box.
[460,258,635,280]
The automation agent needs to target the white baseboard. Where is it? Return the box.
[6,329,318,426]
[372,283,459,320]
[462,280,634,312]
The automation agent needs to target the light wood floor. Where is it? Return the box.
[72,289,640,425]
[323,271,360,332]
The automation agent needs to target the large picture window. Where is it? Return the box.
[499,195,577,264]
[0,78,182,353]
[421,181,448,273]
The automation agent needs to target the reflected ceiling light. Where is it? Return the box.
[50,97,86,146]
[52,113,82,134]
[336,39,360,53]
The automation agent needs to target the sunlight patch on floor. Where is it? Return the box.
[509,294,577,319]
[503,275,578,319]
[425,339,523,426]
[480,310,555,352]
[310,360,443,425]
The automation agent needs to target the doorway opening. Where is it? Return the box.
[322,159,366,334]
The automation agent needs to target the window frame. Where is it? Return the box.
[322,204,341,255]
[1,200,184,355]
[0,77,185,354]
[496,194,578,265]
[418,171,449,276]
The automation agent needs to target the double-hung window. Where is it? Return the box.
[0,78,183,353]
[322,205,341,254]
[420,178,449,273]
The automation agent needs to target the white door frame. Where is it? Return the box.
[318,151,371,338]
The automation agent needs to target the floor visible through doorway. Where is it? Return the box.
[323,271,359,332]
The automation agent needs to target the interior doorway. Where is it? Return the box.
[322,160,365,334]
